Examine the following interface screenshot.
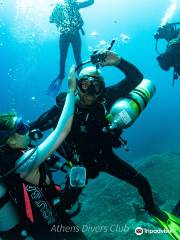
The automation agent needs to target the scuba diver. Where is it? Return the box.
[48,0,94,97]
[155,22,180,85]
[0,67,87,240]
[31,48,180,239]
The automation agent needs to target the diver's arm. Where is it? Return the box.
[49,5,59,23]
[156,45,175,71]
[29,92,68,131]
[101,51,143,101]
[35,91,74,160]
[16,66,76,177]
[29,105,62,131]
[16,91,74,177]
[77,0,94,9]
[157,53,171,71]
[113,58,143,94]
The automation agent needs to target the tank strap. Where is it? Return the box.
[22,183,34,224]
[39,164,47,186]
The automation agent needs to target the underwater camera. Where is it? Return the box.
[75,39,116,74]
[91,50,107,65]
[91,39,116,65]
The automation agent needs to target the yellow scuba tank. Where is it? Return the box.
[107,79,156,129]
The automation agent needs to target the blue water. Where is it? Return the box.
[0,0,180,162]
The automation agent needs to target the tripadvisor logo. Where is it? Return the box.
[135,226,171,235]
[135,227,143,235]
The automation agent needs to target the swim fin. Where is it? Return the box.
[47,76,63,97]
[153,211,180,240]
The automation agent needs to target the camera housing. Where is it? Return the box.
[90,51,107,65]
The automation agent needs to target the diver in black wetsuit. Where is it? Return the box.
[31,50,168,221]
[155,22,180,85]
[48,0,94,97]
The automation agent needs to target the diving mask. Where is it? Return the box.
[15,118,29,135]
[0,118,29,140]
[78,75,105,95]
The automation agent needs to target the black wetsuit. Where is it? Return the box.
[31,58,158,215]
[157,37,180,75]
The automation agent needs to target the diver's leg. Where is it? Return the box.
[101,150,158,215]
[60,176,83,211]
[59,34,70,79]
[97,151,178,238]
[71,31,82,71]
[47,36,70,96]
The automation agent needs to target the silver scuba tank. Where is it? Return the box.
[107,79,156,129]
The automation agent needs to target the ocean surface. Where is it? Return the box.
[0,0,180,239]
